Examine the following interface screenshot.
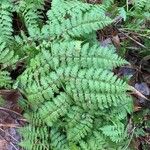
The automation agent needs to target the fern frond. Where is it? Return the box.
[67,113,93,142]
[109,97,133,120]
[50,126,69,150]
[0,40,18,66]
[79,131,107,150]
[19,125,50,150]
[0,0,13,43]
[48,0,92,23]
[47,0,106,24]
[50,42,128,69]
[22,41,127,72]
[43,13,112,39]
[102,0,114,8]
[133,0,147,10]
[16,0,44,39]
[18,69,62,109]
[37,92,71,126]
[42,1,112,39]
[14,30,38,56]
[79,130,127,150]
[24,112,44,126]
[100,122,126,143]
[0,70,11,88]
[16,41,129,111]
[66,106,85,128]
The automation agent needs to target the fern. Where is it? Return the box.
[0,71,11,88]
[42,1,112,39]
[0,1,18,66]
[133,0,148,10]
[0,0,13,43]
[50,126,69,150]
[100,122,126,142]
[0,39,18,66]
[15,0,44,39]
[102,0,114,8]
[19,125,50,150]
[0,0,134,149]
[38,92,71,126]
[67,113,93,142]
[16,41,128,110]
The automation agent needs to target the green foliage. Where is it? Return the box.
[102,0,114,8]
[0,1,18,66]
[0,71,11,88]
[15,0,45,39]
[42,0,112,39]
[0,39,18,66]
[133,0,149,10]
[0,0,134,149]
[126,0,150,29]
[125,0,150,57]
[0,0,13,43]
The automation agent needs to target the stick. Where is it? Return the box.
[118,29,147,48]
[0,107,23,117]
[129,86,149,101]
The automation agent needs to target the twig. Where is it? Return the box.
[129,86,149,101]
[113,16,123,25]
[0,124,20,128]
[17,118,28,122]
[120,28,150,39]
[0,128,19,142]
[0,107,23,117]
[0,135,19,150]
[118,29,147,48]
[10,142,19,150]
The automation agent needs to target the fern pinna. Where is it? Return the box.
[1,0,133,149]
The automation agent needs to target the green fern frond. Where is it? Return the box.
[51,126,69,150]
[0,40,18,66]
[18,41,128,74]
[42,1,112,39]
[79,130,127,150]
[66,106,86,127]
[47,0,106,24]
[43,13,112,39]
[79,132,107,150]
[16,41,129,111]
[0,70,11,88]
[67,113,93,142]
[19,125,50,150]
[133,0,147,10]
[24,112,44,126]
[102,0,114,8]
[37,92,71,126]
[100,122,126,143]
[15,0,44,39]
[0,0,13,43]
